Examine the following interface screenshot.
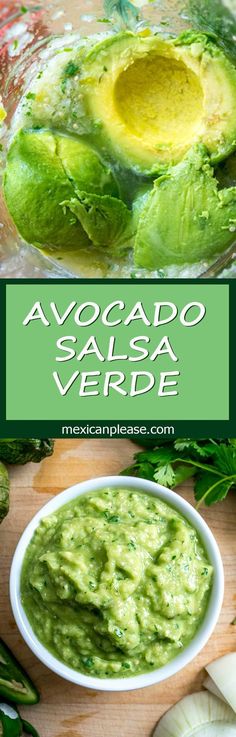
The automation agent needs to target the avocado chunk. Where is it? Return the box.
[82,30,236,173]
[3,129,128,253]
[56,135,119,197]
[134,145,236,268]
[4,129,89,251]
[62,190,134,253]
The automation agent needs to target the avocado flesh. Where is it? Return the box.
[134,145,236,268]
[115,54,203,151]
[82,30,236,173]
[3,128,131,255]
[3,129,90,251]
[55,135,119,197]
[62,191,134,253]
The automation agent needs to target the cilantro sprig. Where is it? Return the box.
[121,439,236,507]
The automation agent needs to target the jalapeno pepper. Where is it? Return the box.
[21,720,40,737]
[0,705,40,737]
[0,703,22,737]
[0,640,39,705]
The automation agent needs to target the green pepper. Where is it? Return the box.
[0,640,39,705]
[0,704,22,737]
[0,706,40,737]
[21,720,40,737]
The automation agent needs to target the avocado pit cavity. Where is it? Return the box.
[115,54,204,148]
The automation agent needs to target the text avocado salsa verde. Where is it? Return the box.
[21,488,213,678]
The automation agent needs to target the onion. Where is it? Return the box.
[205,653,236,713]
[153,691,236,737]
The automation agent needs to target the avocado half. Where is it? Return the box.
[134,145,236,268]
[81,30,236,173]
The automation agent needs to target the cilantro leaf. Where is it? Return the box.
[120,438,236,507]
[173,464,196,486]
[134,448,177,465]
[153,463,176,487]
[174,439,219,458]
[121,461,155,481]
[25,92,36,101]
[174,439,209,456]
[194,472,234,506]
[212,444,236,476]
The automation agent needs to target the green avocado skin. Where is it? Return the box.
[134,145,236,269]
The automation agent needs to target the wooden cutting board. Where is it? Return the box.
[0,439,235,737]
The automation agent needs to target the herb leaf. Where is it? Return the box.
[153,463,176,487]
[120,439,236,507]
[174,439,211,457]
[194,472,234,506]
[213,444,236,476]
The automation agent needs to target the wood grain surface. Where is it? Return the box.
[0,439,235,737]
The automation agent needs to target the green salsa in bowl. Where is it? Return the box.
[10,476,224,691]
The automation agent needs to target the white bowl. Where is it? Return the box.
[10,475,224,692]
